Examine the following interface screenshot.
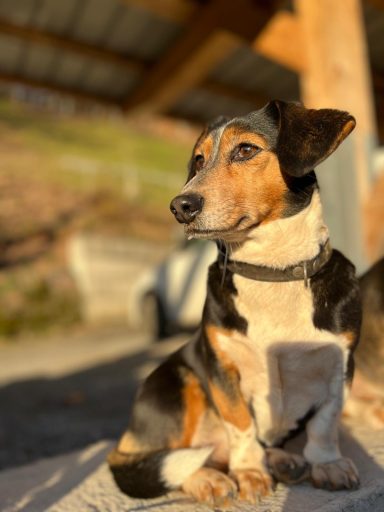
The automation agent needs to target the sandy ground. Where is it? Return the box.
[0,330,383,512]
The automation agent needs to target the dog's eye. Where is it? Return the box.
[194,154,205,170]
[233,143,261,161]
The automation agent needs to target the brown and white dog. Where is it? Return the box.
[108,100,362,504]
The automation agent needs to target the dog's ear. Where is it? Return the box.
[268,100,356,177]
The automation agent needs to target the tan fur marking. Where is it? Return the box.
[182,467,237,505]
[219,128,269,153]
[206,324,252,431]
[206,324,237,368]
[117,431,146,454]
[342,330,357,348]
[176,373,207,448]
[331,119,356,154]
[231,468,272,502]
[210,384,251,431]
[195,134,214,163]
[186,126,289,236]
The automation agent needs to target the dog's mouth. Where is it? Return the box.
[185,216,260,240]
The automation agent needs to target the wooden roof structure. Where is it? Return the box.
[0,0,382,140]
[0,0,382,270]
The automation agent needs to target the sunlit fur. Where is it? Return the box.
[109,102,361,502]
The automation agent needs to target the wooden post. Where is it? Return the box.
[294,0,377,273]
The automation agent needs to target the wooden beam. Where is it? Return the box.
[0,73,120,107]
[127,31,244,114]
[120,0,197,23]
[253,11,306,73]
[122,0,306,75]
[373,71,384,144]
[375,96,384,144]
[215,0,275,42]
[365,0,384,11]
[0,18,146,73]
[124,0,274,114]
[295,0,377,271]
[373,70,384,94]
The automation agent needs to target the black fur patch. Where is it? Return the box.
[129,352,186,449]
[109,449,169,498]
[203,262,248,334]
[259,407,317,448]
[270,100,356,177]
[355,257,384,383]
[282,171,318,218]
[310,250,362,381]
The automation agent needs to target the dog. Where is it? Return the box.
[108,100,362,504]
[345,256,384,427]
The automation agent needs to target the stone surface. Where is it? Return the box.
[0,333,383,511]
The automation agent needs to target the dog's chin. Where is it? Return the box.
[184,219,260,242]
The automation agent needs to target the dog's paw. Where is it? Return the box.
[266,448,311,484]
[182,467,237,506]
[230,468,272,503]
[311,457,360,491]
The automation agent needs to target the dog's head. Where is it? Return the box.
[170,100,355,242]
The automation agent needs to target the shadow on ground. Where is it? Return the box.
[0,341,173,471]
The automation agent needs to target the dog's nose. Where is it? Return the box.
[170,194,204,224]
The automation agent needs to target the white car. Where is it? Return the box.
[130,240,217,339]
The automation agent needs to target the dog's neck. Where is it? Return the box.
[228,191,329,269]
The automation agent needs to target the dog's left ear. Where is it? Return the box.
[268,100,356,177]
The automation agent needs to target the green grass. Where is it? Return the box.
[0,99,191,202]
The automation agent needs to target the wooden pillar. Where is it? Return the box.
[294,0,377,273]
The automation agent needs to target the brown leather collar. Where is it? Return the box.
[219,240,332,286]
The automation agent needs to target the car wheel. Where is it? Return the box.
[141,293,168,341]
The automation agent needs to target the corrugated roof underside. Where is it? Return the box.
[210,46,300,101]
[0,0,380,120]
[171,45,300,122]
[0,0,182,102]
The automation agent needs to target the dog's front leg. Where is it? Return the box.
[303,347,360,490]
[209,370,272,502]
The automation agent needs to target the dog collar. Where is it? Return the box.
[219,240,332,287]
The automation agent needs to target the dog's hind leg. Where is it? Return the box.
[108,366,230,500]
[108,443,214,498]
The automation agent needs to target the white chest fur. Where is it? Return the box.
[215,192,350,445]
[216,278,349,445]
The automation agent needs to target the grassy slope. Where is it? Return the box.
[0,99,190,204]
[0,100,192,337]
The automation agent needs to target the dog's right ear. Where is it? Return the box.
[267,100,356,177]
